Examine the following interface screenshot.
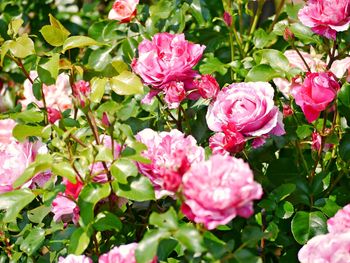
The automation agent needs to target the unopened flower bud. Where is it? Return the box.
[47,107,62,124]
[283,27,295,42]
[102,112,110,127]
[283,104,294,117]
[223,11,232,27]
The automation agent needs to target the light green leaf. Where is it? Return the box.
[62,36,102,52]
[90,77,107,103]
[9,35,35,58]
[109,71,144,95]
[110,158,138,184]
[52,161,77,183]
[7,18,23,37]
[20,228,45,256]
[112,175,155,201]
[12,124,44,141]
[245,64,281,82]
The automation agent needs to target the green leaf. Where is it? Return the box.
[49,14,70,35]
[52,161,77,183]
[7,18,23,37]
[9,35,35,58]
[13,154,52,188]
[10,108,44,123]
[275,201,294,219]
[314,198,341,217]
[234,249,263,263]
[339,133,350,162]
[291,211,327,244]
[150,207,178,231]
[338,83,350,107]
[270,183,296,202]
[286,3,304,21]
[40,25,70,47]
[78,183,111,227]
[27,205,51,224]
[149,0,173,19]
[111,60,129,74]
[1,41,12,66]
[203,232,227,259]
[62,36,102,52]
[241,226,264,247]
[290,23,320,44]
[68,228,91,254]
[255,49,290,72]
[32,78,42,100]
[88,48,112,71]
[110,158,138,184]
[245,64,281,82]
[20,228,45,256]
[12,124,44,141]
[253,29,277,49]
[94,211,122,232]
[112,175,155,201]
[136,229,170,263]
[174,224,204,253]
[199,56,228,75]
[0,189,36,222]
[296,125,313,140]
[109,71,144,95]
[90,77,107,103]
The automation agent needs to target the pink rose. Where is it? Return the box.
[52,195,80,225]
[108,0,139,23]
[273,50,326,96]
[194,74,220,100]
[298,0,350,39]
[298,233,350,263]
[327,204,350,233]
[99,243,157,263]
[132,33,205,103]
[291,72,339,123]
[181,155,263,230]
[206,82,285,146]
[58,255,92,263]
[136,128,204,198]
[0,119,16,144]
[163,81,186,109]
[21,71,72,111]
[282,104,294,117]
[209,125,246,155]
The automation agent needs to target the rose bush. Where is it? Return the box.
[2,0,350,262]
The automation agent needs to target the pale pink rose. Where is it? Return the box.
[181,155,263,230]
[273,50,326,96]
[21,71,72,111]
[136,128,204,198]
[0,141,32,193]
[58,254,92,263]
[298,0,350,39]
[0,119,16,143]
[327,204,350,233]
[291,72,339,123]
[52,195,80,224]
[330,57,350,81]
[99,243,157,263]
[206,82,285,147]
[132,33,205,103]
[209,124,246,155]
[194,74,220,100]
[108,0,139,23]
[298,232,350,263]
[163,81,186,109]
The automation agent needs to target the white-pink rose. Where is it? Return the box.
[298,232,350,263]
[206,82,285,147]
[108,0,139,23]
[327,204,350,234]
[330,57,350,81]
[298,0,350,39]
[21,71,72,111]
[52,195,80,224]
[99,243,157,263]
[58,255,92,263]
[136,128,204,198]
[181,155,263,230]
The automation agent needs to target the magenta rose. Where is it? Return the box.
[136,128,204,198]
[327,204,350,234]
[298,232,350,263]
[291,72,339,123]
[181,155,263,230]
[108,0,139,23]
[99,243,157,263]
[132,33,205,104]
[58,255,92,263]
[206,82,285,147]
[298,0,350,39]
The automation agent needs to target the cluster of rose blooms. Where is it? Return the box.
[2,0,350,261]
